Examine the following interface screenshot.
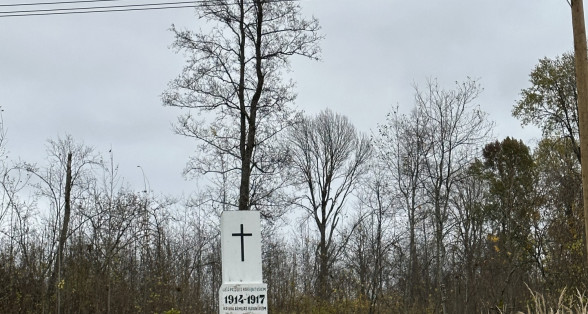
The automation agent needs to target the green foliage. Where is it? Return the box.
[482,137,537,239]
[163,308,180,314]
[478,137,541,311]
[533,137,587,293]
[513,53,580,160]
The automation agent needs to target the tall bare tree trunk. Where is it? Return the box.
[317,221,329,302]
[47,152,73,313]
[571,0,588,264]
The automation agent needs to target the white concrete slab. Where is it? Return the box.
[220,210,263,284]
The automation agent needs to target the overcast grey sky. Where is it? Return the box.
[0,0,574,197]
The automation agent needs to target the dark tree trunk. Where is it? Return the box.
[317,219,329,302]
[47,152,73,312]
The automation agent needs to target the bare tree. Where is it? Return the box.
[163,0,322,212]
[0,111,10,226]
[287,109,371,302]
[79,151,148,314]
[415,79,493,314]
[23,135,101,312]
[347,164,398,313]
[449,161,487,313]
[376,106,432,307]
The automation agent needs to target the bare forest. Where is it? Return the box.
[1,1,588,314]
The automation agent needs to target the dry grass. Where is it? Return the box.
[518,286,588,314]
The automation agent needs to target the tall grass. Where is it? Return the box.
[515,286,588,314]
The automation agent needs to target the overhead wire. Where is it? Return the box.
[2,1,201,15]
[0,0,201,17]
[0,0,127,7]
[0,0,299,18]
[0,5,198,17]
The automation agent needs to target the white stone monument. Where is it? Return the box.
[218,210,267,314]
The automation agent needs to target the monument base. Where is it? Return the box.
[219,283,268,314]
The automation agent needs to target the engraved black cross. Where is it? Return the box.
[232,224,252,262]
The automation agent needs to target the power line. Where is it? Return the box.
[1,1,200,14]
[0,0,299,18]
[0,5,197,17]
[0,0,125,7]
[0,0,203,17]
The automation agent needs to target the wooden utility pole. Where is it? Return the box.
[571,0,588,263]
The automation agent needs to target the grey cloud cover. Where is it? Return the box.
[0,0,573,196]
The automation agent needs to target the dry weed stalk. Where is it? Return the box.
[521,285,587,314]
